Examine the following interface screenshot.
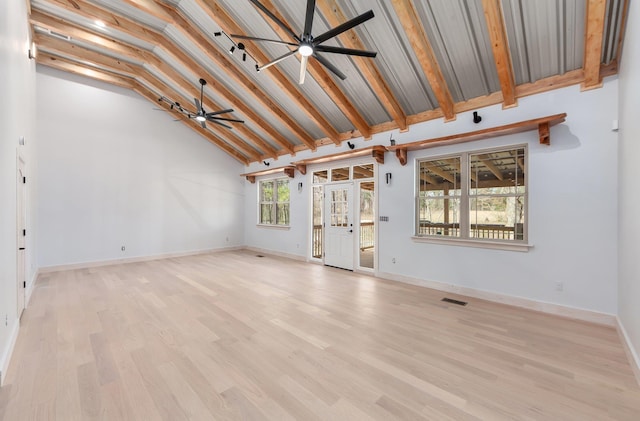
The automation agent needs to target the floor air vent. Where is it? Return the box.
[256,255,264,258]
[441,297,468,306]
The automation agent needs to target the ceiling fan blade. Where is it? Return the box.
[230,34,298,46]
[314,10,374,45]
[200,120,207,129]
[194,98,202,114]
[249,0,301,42]
[315,45,377,57]
[314,52,346,80]
[299,55,309,84]
[303,0,316,36]
[206,109,234,117]
[207,116,245,123]
[259,49,298,71]
[209,119,233,129]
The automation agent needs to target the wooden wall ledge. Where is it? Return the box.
[387,113,567,165]
[240,166,295,183]
[291,145,386,175]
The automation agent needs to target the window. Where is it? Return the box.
[416,146,526,242]
[259,178,290,226]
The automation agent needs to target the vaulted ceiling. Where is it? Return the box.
[29,0,628,165]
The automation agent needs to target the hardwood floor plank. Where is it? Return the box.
[1,249,639,420]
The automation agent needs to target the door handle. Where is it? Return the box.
[19,247,25,250]
[348,229,353,233]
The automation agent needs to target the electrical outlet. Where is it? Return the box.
[392,257,396,264]
[555,281,564,291]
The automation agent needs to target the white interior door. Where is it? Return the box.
[17,156,26,319]
[324,183,354,270]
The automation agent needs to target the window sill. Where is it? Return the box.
[411,236,532,252]
[256,224,291,230]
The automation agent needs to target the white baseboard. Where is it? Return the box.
[616,317,640,387]
[0,321,20,387]
[376,271,617,327]
[38,246,244,274]
[244,246,307,262]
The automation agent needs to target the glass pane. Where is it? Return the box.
[312,186,323,258]
[330,188,348,227]
[418,158,461,197]
[260,204,273,224]
[470,148,526,195]
[359,183,375,269]
[276,203,289,225]
[417,198,460,237]
[469,195,525,240]
[276,179,290,202]
[260,180,274,201]
[353,164,374,179]
[313,170,328,184]
[331,167,350,181]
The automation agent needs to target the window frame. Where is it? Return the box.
[413,144,530,251]
[258,177,290,227]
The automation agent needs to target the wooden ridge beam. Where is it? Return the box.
[481,0,517,108]
[390,0,456,122]
[316,0,408,132]
[583,0,606,90]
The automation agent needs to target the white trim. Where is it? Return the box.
[38,246,243,273]
[26,268,39,306]
[244,246,307,262]
[255,224,291,230]
[0,321,20,387]
[411,235,533,252]
[377,271,616,326]
[616,317,640,387]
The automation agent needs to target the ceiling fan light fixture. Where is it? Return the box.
[195,115,206,122]
[299,44,313,57]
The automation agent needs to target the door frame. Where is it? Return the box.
[323,182,355,270]
[16,152,27,319]
[308,160,378,272]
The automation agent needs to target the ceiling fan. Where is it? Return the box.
[231,0,377,84]
[158,78,244,129]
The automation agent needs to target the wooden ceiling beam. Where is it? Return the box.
[481,0,517,108]
[244,0,371,141]
[134,83,250,165]
[41,44,259,162]
[34,31,267,162]
[149,2,317,151]
[477,154,504,181]
[582,0,607,90]
[41,0,298,156]
[424,163,455,183]
[390,0,456,122]
[316,0,408,132]
[30,10,150,65]
[192,0,347,145]
[36,52,135,89]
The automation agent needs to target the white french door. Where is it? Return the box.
[323,183,354,270]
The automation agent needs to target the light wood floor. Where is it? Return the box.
[1,250,639,420]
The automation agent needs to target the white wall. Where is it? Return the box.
[245,78,620,315]
[618,0,640,366]
[36,67,246,268]
[0,0,37,383]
